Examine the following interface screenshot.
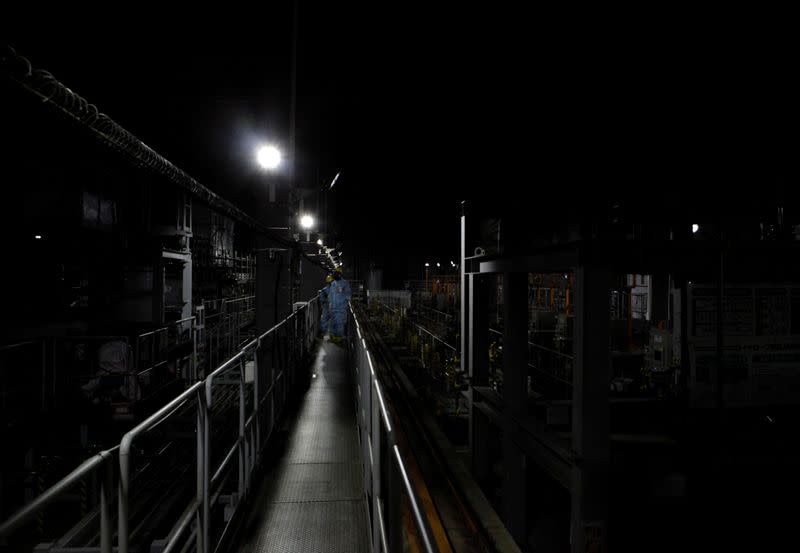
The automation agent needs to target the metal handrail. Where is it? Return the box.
[1,296,320,553]
[0,447,118,552]
[0,339,40,352]
[119,296,319,553]
[350,302,437,553]
[490,327,575,360]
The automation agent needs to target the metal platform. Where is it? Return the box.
[239,341,370,553]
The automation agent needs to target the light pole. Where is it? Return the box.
[299,213,315,243]
[424,262,430,288]
[256,144,282,202]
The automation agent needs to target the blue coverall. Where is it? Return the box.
[319,283,331,334]
[327,277,352,337]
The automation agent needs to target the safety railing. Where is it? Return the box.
[349,302,438,553]
[413,304,454,326]
[0,296,320,553]
[489,326,574,398]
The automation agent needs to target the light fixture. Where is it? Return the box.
[436,262,440,268]
[425,262,430,267]
[692,224,700,234]
[299,214,315,230]
[34,235,42,240]
[316,239,323,246]
[256,145,281,170]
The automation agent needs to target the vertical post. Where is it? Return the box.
[254,345,261,460]
[196,389,205,553]
[100,455,113,553]
[203,388,210,552]
[119,451,129,553]
[469,273,490,480]
[460,203,469,374]
[502,271,528,543]
[192,317,198,381]
[571,262,610,553]
[239,359,246,500]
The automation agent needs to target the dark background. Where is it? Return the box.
[3,10,797,285]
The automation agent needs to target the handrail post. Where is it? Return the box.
[196,387,205,553]
[238,358,246,499]
[99,453,113,553]
[203,382,211,552]
[118,445,130,553]
[254,342,261,462]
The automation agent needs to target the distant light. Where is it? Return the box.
[436,262,440,268]
[317,239,323,246]
[257,145,281,170]
[692,224,700,234]
[425,262,430,267]
[34,235,42,240]
[299,214,315,229]
[450,260,456,267]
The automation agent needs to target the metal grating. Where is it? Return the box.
[281,418,361,464]
[251,500,370,553]
[241,340,370,553]
[264,462,362,503]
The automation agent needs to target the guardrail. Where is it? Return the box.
[0,297,320,553]
[349,301,437,553]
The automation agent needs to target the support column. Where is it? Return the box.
[571,262,610,553]
[460,206,469,374]
[502,271,528,543]
[469,273,490,481]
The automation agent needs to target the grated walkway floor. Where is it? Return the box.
[238,341,370,553]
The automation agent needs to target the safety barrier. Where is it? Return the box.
[0,297,319,553]
[349,301,438,553]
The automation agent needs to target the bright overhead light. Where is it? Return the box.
[299,214,315,229]
[692,224,700,234]
[425,262,430,267]
[34,235,42,240]
[257,145,281,170]
[436,262,440,268]
[317,239,323,246]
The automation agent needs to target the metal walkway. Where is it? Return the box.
[239,341,370,552]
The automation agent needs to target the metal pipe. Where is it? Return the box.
[211,439,242,488]
[100,453,113,553]
[0,339,39,352]
[238,359,246,499]
[162,501,199,553]
[254,345,261,462]
[202,386,210,552]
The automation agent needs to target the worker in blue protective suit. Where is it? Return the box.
[319,274,333,336]
[327,267,352,342]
